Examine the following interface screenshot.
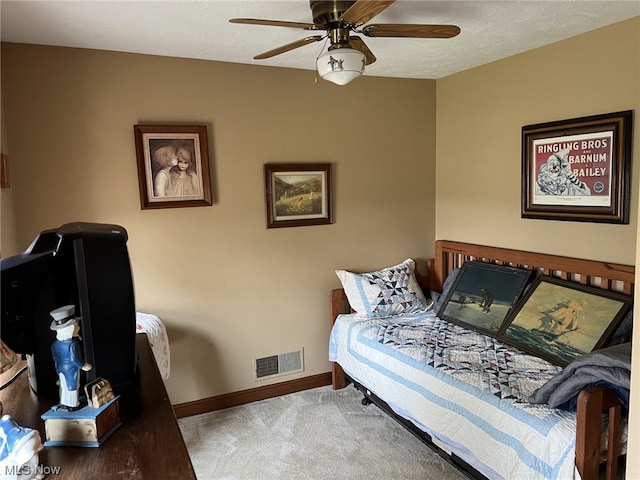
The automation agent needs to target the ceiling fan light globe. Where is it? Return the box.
[316,48,365,85]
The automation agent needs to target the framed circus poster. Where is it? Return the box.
[521,110,633,223]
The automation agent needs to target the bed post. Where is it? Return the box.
[330,288,349,389]
[432,240,446,292]
[575,386,623,480]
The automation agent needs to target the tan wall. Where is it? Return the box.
[1,90,19,256]
[436,18,639,264]
[0,44,436,404]
[436,18,640,478]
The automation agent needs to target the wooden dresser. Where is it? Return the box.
[0,334,196,479]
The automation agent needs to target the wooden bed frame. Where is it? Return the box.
[330,240,633,480]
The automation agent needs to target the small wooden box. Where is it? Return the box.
[41,396,121,447]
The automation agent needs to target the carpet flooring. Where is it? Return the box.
[178,384,469,480]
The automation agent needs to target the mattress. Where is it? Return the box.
[329,310,579,480]
[136,312,170,381]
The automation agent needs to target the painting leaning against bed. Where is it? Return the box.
[437,261,532,336]
[498,275,632,366]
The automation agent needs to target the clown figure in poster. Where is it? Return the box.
[536,148,591,196]
[50,305,92,411]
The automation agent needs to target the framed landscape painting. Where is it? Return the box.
[264,163,333,229]
[436,261,532,336]
[498,275,632,366]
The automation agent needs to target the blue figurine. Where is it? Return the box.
[50,305,92,411]
[0,402,44,480]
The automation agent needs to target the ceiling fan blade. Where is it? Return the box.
[254,35,325,60]
[361,24,461,38]
[229,18,318,30]
[349,36,376,65]
[339,0,395,26]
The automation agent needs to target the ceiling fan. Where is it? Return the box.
[229,0,461,85]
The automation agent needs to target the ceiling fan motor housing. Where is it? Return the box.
[310,0,357,27]
[329,27,351,47]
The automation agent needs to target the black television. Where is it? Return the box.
[1,222,137,397]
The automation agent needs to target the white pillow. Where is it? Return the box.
[336,259,428,318]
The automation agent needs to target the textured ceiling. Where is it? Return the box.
[1,0,639,80]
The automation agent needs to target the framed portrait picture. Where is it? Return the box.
[498,276,632,367]
[521,110,633,223]
[134,125,212,209]
[436,261,532,336]
[264,163,333,229]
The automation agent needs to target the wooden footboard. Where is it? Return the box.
[576,386,624,480]
[330,240,633,480]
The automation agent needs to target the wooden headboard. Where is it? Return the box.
[330,240,635,480]
[331,240,635,325]
[430,239,635,296]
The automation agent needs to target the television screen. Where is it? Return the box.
[1,250,55,355]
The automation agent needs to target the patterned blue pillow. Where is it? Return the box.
[431,268,461,313]
[336,259,428,318]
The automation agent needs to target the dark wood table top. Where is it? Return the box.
[0,334,196,479]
